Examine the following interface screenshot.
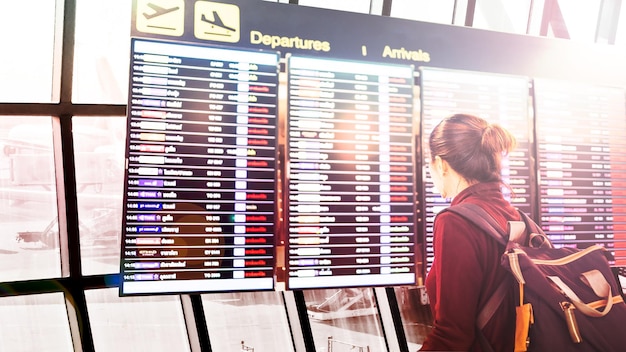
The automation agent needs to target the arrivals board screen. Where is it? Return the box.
[534,79,626,265]
[419,68,533,272]
[120,38,279,295]
[285,56,417,289]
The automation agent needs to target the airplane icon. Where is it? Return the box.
[201,11,236,33]
[194,2,239,42]
[143,3,180,20]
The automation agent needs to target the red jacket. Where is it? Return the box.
[420,182,519,351]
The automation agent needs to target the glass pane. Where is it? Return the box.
[526,0,546,36]
[0,1,56,103]
[304,288,387,351]
[0,293,73,352]
[556,0,601,42]
[202,291,294,351]
[73,116,126,275]
[474,0,531,34]
[0,116,61,281]
[73,0,131,104]
[297,0,371,14]
[86,288,191,352]
[393,286,433,351]
[389,0,455,24]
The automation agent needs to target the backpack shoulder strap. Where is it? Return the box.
[438,203,511,333]
[517,209,542,234]
[442,203,508,246]
[517,209,554,248]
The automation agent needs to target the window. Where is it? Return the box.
[73,0,131,104]
[390,0,455,24]
[303,288,387,351]
[86,288,191,352]
[0,1,57,103]
[473,0,532,34]
[73,116,126,275]
[0,116,61,281]
[393,286,432,351]
[0,293,73,351]
[554,0,602,42]
[202,291,294,351]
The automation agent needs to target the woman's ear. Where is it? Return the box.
[434,155,448,176]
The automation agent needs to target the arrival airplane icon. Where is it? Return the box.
[201,11,236,35]
[143,3,180,20]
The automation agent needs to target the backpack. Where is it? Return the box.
[443,203,626,352]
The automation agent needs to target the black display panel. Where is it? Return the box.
[285,56,417,289]
[120,38,279,295]
[419,68,533,272]
[534,79,626,266]
[120,0,626,295]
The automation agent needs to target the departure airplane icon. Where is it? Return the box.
[201,11,236,33]
[143,3,180,20]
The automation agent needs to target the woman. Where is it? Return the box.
[419,114,518,351]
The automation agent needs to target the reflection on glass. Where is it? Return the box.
[389,0,455,24]
[0,1,56,103]
[0,116,61,281]
[297,0,371,14]
[393,286,433,351]
[202,291,294,351]
[86,288,191,352]
[0,293,73,351]
[616,2,626,46]
[73,116,126,275]
[473,0,531,34]
[303,288,387,351]
[73,0,131,104]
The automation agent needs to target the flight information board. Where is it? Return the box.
[419,68,532,272]
[535,79,626,266]
[120,38,279,295]
[285,56,417,289]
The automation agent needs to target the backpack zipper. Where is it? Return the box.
[560,301,582,343]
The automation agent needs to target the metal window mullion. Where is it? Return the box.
[595,0,622,44]
[538,0,554,36]
[55,114,96,352]
[465,0,477,26]
[51,116,72,278]
[180,294,211,352]
[0,103,126,116]
[58,0,75,103]
[285,290,314,352]
[53,0,80,279]
[54,0,95,351]
[283,290,307,352]
[550,0,570,39]
[374,287,406,352]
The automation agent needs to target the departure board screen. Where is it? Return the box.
[534,79,626,266]
[420,68,532,272]
[120,38,279,295]
[285,56,417,289]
